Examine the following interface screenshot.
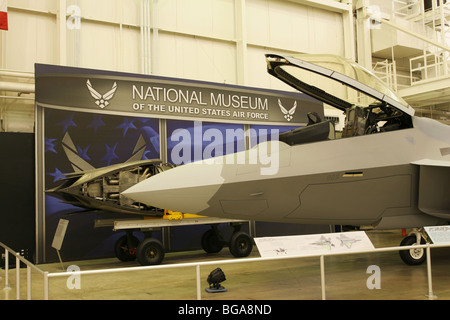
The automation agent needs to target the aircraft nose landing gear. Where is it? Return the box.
[399,228,428,266]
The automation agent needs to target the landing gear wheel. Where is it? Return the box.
[136,238,165,266]
[229,231,253,258]
[201,229,224,253]
[115,235,139,262]
[399,235,426,266]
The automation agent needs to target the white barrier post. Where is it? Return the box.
[16,255,20,300]
[320,255,326,300]
[196,265,201,300]
[44,272,49,300]
[426,244,437,299]
[3,248,10,290]
[27,266,32,300]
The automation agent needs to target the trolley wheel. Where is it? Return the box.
[201,229,224,253]
[136,237,165,266]
[399,235,426,266]
[114,235,139,262]
[229,231,253,258]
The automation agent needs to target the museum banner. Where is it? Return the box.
[35,64,323,125]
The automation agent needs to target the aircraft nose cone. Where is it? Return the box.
[122,161,226,214]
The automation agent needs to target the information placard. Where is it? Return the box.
[51,219,69,251]
[424,226,450,244]
[254,231,374,258]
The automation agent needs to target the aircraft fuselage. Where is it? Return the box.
[123,116,450,229]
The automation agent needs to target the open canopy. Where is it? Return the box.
[266,54,415,117]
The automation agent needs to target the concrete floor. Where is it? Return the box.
[2,229,450,300]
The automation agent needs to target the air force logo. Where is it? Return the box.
[278,99,297,122]
[86,80,118,109]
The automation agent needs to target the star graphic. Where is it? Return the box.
[142,149,153,160]
[76,145,91,161]
[87,115,106,134]
[137,118,152,124]
[117,118,137,137]
[48,168,66,183]
[56,114,77,133]
[45,137,58,154]
[101,143,119,166]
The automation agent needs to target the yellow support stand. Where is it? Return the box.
[163,210,204,220]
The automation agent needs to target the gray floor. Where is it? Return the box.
[2,229,450,300]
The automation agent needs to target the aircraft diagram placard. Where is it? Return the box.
[424,226,450,244]
[254,231,375,258]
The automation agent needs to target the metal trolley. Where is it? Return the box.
[95,210,253,266]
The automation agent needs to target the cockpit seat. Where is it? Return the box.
[280,118,335,146]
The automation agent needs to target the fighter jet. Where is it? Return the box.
[311,236,335,251]
[123,54,450,265]
[338,234,360,249]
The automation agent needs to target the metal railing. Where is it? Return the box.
[373,59,399,92]
[373,0,450,89]
[1,243,45,300]
[2,241,449,300]
[410,49,450,84]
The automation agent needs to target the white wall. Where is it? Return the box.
[0,0,351,132]
[246,0,346,90]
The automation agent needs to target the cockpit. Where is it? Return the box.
[267,54,414,146]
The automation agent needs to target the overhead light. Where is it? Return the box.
[206,268,227,293]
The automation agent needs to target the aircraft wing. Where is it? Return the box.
[55,159,163,183]
[412,159,450,219]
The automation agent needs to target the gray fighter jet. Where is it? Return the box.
[123,54,450,265]
[311,236,335,251]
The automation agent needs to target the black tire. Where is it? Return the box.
[114,235,139,262]
[136,238,165,266]
[229,231,253,258]
[201,229,224,253]
[399,235,426,266]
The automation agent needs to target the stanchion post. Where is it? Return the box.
[4,248,10,290]
[16,255,20,300]
[196,265,201,300]
[44,272,49,300]
[320,255,326,300]
[27,266,32,300]
[426,244,437,300]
